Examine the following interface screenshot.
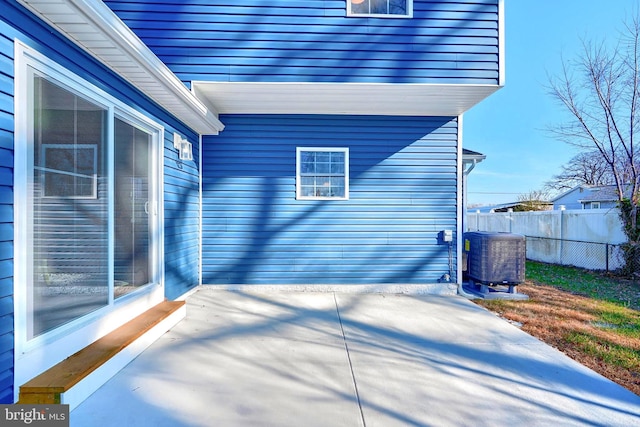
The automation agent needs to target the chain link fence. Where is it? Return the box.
[525,236,625,273]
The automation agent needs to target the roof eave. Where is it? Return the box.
[462,151,487,163]
[18,0,224,135]
[191,81,503,116]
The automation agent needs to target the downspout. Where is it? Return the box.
[462,158,478,233]
[457,116,476,299]
[464,159,478,175]
[199,133,203,288]
[459,157,478,299]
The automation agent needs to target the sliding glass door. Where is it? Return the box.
[114,118,152,298]
[25,71,161,341]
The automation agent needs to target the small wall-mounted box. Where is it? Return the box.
[439,229,453,243]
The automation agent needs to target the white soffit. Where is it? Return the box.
[18,0,224,135]
[191,82,501,116]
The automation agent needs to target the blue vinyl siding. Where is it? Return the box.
[0,0,202,401]
[105,0,500,85]
[202,115,458,285]
[164,134,201,300]
[0,18,14,404]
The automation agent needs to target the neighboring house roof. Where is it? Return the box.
[471,200,552,213]
[473,202,520,213]
[17,0,224,135]
[579,185,631,203]
[551,185,593,202]
[551,185,596,210]
[550,184,636,208]
[470,202,515,213]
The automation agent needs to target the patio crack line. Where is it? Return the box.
[333,292,367,427]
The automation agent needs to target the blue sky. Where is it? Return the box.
[464,0,638,206]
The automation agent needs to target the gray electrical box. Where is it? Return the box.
[440,229,453,243]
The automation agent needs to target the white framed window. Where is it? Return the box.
[296,147,349,200]
[591,202,601,209]
[347,0,413,18]
[14,42,164,357]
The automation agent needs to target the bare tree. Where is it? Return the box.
[548,15,640,273]
[516,189,551,212]
[545,150,615,192]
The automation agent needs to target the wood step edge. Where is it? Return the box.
[19,300,185,397]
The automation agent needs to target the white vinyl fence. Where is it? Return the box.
[466,209,627,271]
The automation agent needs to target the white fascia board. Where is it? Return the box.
[18,0,224,135]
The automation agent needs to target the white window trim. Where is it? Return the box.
[347,0,413,18]
[13,40,165,398]
[591,202,601,209]
[296,147,349,201]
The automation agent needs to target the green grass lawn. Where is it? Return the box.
[526,260,640,309]
[526,261,640,342]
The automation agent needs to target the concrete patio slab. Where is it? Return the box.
[70,289,640,426]
[335,293,639,426]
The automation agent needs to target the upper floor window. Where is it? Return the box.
[348,0,413,18]
[297,148,349,200]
